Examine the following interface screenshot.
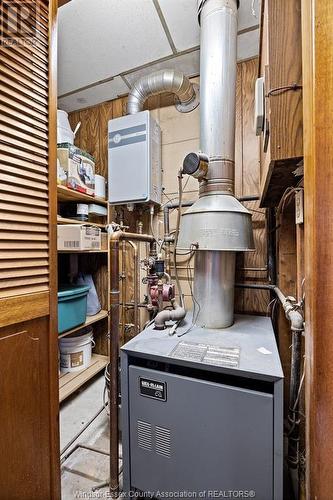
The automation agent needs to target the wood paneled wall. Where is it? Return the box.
[69,98,126,179]
[234,59,269,314]
[69,57,269,315]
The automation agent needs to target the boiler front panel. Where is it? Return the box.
[128,365,274,499]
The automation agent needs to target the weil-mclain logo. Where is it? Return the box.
[139,377,167,401]
[0,1,37,46]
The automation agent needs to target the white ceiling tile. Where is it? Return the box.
[125,50,200,87]
[158,0,199,51]
[158,0,260,53]
[237,29,259,61]
[238,0,261,31]
[58,0,172,95]
[58,0,259,106]
[58,76,129,113]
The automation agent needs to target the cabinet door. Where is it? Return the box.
[0,1,60,498]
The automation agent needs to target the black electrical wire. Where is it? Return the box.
[266,83,302,97]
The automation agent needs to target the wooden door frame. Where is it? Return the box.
[302,0,333,497]
[48,0,61,497]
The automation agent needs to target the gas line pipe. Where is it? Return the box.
[274,286,304,499]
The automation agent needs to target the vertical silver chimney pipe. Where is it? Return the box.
[199,0,238,194]
[195,0,238,328]
[177,0,254,329]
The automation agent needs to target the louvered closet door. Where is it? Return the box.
[0,1,60,498]
[0,1,50,302]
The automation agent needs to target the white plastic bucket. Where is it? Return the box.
[59,328,95,373]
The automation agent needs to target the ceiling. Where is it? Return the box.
[58,0,261,112]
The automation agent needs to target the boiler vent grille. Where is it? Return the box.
[137,420,152,451]
[155,425,171,458]
[136,421,171,458]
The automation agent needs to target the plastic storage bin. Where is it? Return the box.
[58,285,90,334]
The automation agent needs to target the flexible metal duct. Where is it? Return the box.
[177,0,254,328]
[127,69,199,115]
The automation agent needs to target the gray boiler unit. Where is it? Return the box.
[121,314,283,500]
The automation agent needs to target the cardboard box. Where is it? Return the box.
[58,224,101,251]
[57,143,95,195]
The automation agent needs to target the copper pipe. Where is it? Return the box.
[110,231,154,493]
[121,240,126,345]
[127,240,139,334]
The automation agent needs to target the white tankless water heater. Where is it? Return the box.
[108,110,162,205]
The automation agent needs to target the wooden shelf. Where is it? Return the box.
[57,216,106,229]
[59,354,108,403]
[260,157,303,207]
[57,185,107,206]
[58,249,108,254]
[58,310,109,339]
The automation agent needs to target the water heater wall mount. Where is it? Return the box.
[108,110,162,205]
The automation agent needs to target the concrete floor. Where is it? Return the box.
[60,373,121,499]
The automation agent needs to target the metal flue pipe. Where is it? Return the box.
[178,0,254,329]
[199,0,238,196]
[194,0,237,328]
[127,69,199,115]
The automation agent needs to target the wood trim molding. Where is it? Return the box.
[0,292,49,328]
[302,0,333,497]
[48,0,61,497]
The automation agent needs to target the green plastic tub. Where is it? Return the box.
[58,285,90,334]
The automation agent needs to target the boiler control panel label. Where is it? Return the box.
[139,377,167,401]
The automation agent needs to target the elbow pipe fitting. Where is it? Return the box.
[273,287,304,332]
[154,298,186,330]
[127,69,199,115]
[288,310,304,332]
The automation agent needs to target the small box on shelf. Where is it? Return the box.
[58,224,101,251]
